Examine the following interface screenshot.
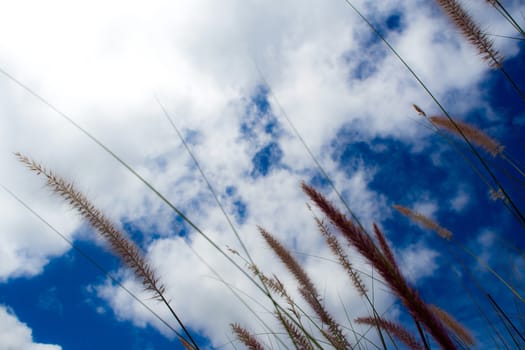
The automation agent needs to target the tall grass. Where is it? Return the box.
[3,0,525,349]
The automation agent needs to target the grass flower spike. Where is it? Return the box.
[16,152,166,300]
[16,152,200,350]
[231,323,266,350]
[393,205,453,240]
[429,116,504,157]
[435,0,503,68]
[355,317,424,350]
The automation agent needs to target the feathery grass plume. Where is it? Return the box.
[258,227,350,350]
[315,217,367,297]
[435,0,503,68]
[249,264,301,319]
[372,224,402,276]
[258,227,317,300]
[429,305,475,346]
[429,116,504,157]
[16,153,166,299]
[302,183,457,349]
[16,153,200,350]
[1,182,198,349]
[393,205,453,240]
[355,317,424,350]
[427,115,525,227]
[276,311,315,350]
[231,324,266,350]
[248,265,318,349]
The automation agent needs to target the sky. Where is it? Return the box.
[0,0,524,349]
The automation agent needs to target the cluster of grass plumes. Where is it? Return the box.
[7,1,525,349]
[231,182,490,350]
[426,113,525,228]
[18,147,517,349]
[302,183,458,349]
[412,104,525,230]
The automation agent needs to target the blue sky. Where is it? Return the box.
[0,0,524,349]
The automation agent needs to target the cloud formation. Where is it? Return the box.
[0,305,61,350]
[0,0,523,348]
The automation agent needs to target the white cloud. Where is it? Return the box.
[0,305,61,350]
[475,228,497,266]
[0,0,522,347]
[398,243,440,283]
[450,188,470,212]
[0,185,78,280]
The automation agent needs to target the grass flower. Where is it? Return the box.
[429,116,504,157]
[435,0,503,68]
[16,153,166,300]
[16,152,199,349]
[393,205,453,240]
[303,182,457,349]
[231,323,266,350]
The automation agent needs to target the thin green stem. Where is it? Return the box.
[484,32,525,41]
[490,0,525,38]
[498,65,525,101]
[488,294,524,349]
[487,294,525,344]
[458,243,525,304]
[502,153,525,179]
